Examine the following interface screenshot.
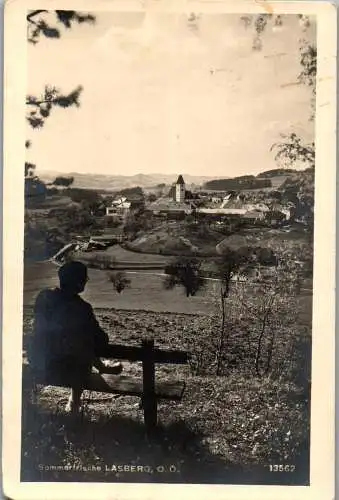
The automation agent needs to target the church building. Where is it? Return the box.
[175,175,185,202]
[168,175,186,202]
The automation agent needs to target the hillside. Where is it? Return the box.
[203,167,312,193]
[38,171,218,191]
[257,168,296,178]
[203,176,271,191]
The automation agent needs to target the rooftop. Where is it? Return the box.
[176,175,185,185]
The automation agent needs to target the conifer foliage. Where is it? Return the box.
[26,85,83,129]
[27,10,95,44]
[26,10,96,130]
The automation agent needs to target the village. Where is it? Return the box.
[24,167,312,287]
[105,174,292,223]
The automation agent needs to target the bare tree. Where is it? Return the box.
[215,247,252,374]
[164,257,205,297]
[270,133,315,169]
[237,257,301,376]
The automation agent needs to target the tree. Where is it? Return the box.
[52,176,74,188]
[118,186,144,198]
[27,10,95,44]
[270,133,315,169]
[240,14,316,144]
[215,247,253,374]
[298,39,317,120]
[238,258,301,376]
[147,193,157,203]
[276,167,315,229]
[164,257,205,297]
[123,212,153,238]
[26,85,83,129]
[26,10,95,127]
[108,271,131,294]
[242,14,316,235]
[67,187,99,204]
[25,162,36,177]
[25,10,96,172]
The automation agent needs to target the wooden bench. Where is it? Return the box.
[29,338,188,433]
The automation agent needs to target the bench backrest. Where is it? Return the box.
[104,339,188,365]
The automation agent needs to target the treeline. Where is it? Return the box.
[257,168,296,178]
[204,176,272,191]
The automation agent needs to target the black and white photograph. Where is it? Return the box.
[2,1,337,498]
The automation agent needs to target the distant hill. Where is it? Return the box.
[256,168,296,178]
[204,175,272,191]
[202,168,308,192]
[38,171,218,191]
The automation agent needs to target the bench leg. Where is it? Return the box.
[142,339,157,434]
[143,397,157,433]
[65,388,83,413]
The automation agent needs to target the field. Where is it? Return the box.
[22,257,312,484]
[82,245,170,264]
[26,195,74,211]
[24,261,214,314]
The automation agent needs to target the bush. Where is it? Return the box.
[164,257,205,297]
[108,271,131,293]
[103,216,121,228]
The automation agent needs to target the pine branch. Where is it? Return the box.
[27,10,48,22]
[26,85,83,128]
[27,10,96,44]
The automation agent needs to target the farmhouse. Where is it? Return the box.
[197,207,247,216]
[106,197,131,220]
[243,210,265,223]
[148,200,194,216]
[196,193,291,226]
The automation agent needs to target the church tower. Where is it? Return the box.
[175,175,185,203]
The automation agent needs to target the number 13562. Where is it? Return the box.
[269,464,295,472]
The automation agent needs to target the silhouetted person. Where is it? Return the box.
[28,261,122,413]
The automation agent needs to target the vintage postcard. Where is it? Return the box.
[2,0,337,499]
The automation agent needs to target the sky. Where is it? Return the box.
[26,12,316,178]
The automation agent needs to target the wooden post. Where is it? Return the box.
[142,338,157,433]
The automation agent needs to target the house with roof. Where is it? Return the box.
[197,207,247,216]
[106,196,131,220]
[148,199,194,216]
[145,174,196,217]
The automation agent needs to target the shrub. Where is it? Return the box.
[108,271,131,293]
[164,257,205,297]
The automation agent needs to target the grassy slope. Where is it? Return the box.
[22,299,311,484]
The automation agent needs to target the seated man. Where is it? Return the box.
[27,260,122,413]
